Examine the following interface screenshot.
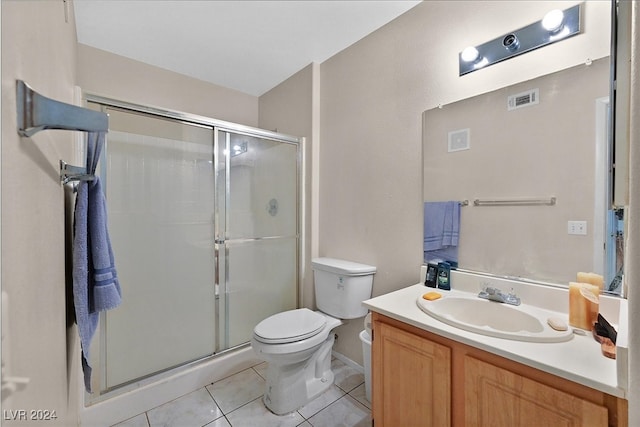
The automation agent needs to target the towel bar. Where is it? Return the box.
[17,80,108,137]
[473,197,556,206]
[16,80,108,184]
[60,160,95,185]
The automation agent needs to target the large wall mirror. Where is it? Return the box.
[422,2,628,296]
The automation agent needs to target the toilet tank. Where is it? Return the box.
[311,257,376,319]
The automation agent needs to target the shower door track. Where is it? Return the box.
[92,341,252,401]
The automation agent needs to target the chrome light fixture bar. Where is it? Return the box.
[459,4,581,76]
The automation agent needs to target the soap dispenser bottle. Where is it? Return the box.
[437,262,451,290]
[425,263,438,288]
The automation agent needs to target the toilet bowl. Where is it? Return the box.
[251,309,342,414]
[251,258,376,415]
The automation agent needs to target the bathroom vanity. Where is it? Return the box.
[363,270,628,427]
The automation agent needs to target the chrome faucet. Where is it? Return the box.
[478,286,521,306]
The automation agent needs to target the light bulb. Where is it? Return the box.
[542,9,564,33]
[461,46,480,63]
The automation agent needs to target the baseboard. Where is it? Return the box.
[332,350,364,374]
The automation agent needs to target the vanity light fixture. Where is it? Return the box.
[459,3,581,76]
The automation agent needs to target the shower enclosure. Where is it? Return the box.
[85,99,300,398]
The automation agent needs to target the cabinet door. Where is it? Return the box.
[373,320,451,426]
[464,356,608,427]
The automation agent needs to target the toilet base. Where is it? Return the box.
[263,333,335,415]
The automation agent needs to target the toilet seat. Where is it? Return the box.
[254,308,327,344]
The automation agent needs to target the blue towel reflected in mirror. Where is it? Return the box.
[424,201,460,263]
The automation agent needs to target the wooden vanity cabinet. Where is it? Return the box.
[372,316,452,426]
[371,312,628,427]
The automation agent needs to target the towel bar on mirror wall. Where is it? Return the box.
[473,197,556,206]
[16,80,108,184]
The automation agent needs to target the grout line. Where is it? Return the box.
[251,364,267,380]
[223,395,263,418]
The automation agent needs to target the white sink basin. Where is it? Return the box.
[416,292,573,343]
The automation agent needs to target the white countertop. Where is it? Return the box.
[363,281,626,398]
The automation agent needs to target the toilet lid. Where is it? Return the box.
[254,308,327,344]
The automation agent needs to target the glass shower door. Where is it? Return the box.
[215,130,299,348]
[86,101,301,399]
[100,108,217,391]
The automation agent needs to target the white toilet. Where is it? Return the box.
[251,257,376,415]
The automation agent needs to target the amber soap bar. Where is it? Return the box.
[569,282,600,330]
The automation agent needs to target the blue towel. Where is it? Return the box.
[72,131,121,393]
[424,201,460,263]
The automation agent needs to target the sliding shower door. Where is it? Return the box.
[214,130,298,348]
[99,108,217,392]
[86,100,300,398]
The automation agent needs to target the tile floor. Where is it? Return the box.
[112,358,371,427]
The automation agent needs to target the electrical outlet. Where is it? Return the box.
[568,220,587,235]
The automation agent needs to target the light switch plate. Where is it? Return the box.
[568,220,587,235]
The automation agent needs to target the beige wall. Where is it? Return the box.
[1,1,80,424]
[319,0,609,363]
[77,44,259,127]
[258,63,319,310]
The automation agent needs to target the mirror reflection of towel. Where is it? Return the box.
[424,201,460,262]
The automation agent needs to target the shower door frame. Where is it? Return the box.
[85,94,303,401]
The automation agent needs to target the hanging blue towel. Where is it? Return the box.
[72,131,121,393]
[424,201,460,262]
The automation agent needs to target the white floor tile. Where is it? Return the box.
[331,359,364,393]
[112,413,149,427]
[206,368,265,413]
[123,358,370,427]
[306,395,371,427]
[252,362,268,380]
[225,397,305,427]
[297,384,345,419]
[147,388,223,427]
[348,383,371,410]
[204,416,232,427]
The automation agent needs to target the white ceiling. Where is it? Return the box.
[74,1,421,97]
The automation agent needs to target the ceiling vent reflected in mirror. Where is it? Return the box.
[448,129,470,153]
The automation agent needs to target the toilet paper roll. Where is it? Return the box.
[364,312,372,337]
